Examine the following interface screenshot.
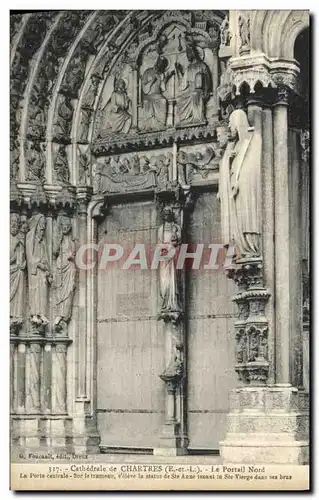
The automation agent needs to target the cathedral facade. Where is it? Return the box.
[10,10,310,464]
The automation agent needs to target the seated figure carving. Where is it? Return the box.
[100,78,132,135]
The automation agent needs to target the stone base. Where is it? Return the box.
[11,414,74,453]
[11,412,100,455]
[219,385,309,465]
[153,422,187,456]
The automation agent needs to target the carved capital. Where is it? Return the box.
[76,186,93,217]
[275,85,290,106]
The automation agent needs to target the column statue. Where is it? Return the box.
[26,214,52,328]
[218,109,262,259]
[158,207,182,316]
[10,213,26,332]
[53,215,76,334]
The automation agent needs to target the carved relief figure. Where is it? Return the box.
[54,145,70,185]
[100,78,131,134]
[219,109,261,259]
[238,14,250,52]
[158,207,182,314]
[220,15,231,47]
[139,55,174,131]
[175,42,212,125]
[27,141,46,183]
[54,96,73,139]
[54,215,76,334]
[10,214,26,331]
[26,214,52,327]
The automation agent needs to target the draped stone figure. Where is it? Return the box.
[175,43,212,126]
[101,78,132,134]
[10,213,26,331]
[218,109,262,259]
[139,56,174,131]
[158,207,182,315]
[26,214,52,327]
[53,215,76,334]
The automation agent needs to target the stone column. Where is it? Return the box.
[42,343,52,414]
[10,342,16,413]
[273,86,290,384]
[52,343,68,414]
[26,342,42,413]
[75,187,92,400]
[16,342,26,413]
[131,63,138,130]
[72,190,101,453]
[261,100,275,383]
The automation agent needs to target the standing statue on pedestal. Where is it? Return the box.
[220,16,231,47]
[26,214,52,329]
[218,109,262,260]
[10,213,26,333]
[238,14,250,52]
[140,55,174,131]
[158,207,182,318]
[100,78,132,134]
[175,42,212,126]
[53,215,76,335]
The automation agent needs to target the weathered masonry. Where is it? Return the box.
[10,10,309,463]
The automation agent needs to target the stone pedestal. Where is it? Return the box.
[220,385,308,464]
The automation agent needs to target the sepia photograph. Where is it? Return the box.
[9,8,310,491]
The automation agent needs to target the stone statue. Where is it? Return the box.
[175,42,212,125]
[139,55,174,131]
[26,214,52,328]
[220,16,231,47]
[219,109,261,259]
[100,78,131,134]
[158,207,182,315]
[10,213,26,332]
[238,14,250,51]
[53,215,76,334]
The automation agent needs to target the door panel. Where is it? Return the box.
[97,200,165,448]
[187,191,237,450]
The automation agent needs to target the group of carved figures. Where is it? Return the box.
[99,36,213,136]
[10,212,76,336]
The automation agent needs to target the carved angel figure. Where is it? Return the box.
[54,215,76,334]
[10,213,26,330]
[100,78,132,134]
[26,214,52,327]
